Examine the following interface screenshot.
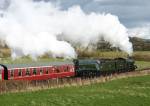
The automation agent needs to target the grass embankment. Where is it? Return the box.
[135,61,150,70]
[78,51,150,60]
[133,51,150,61]
[0,75,150,106]
[0,51,150,62]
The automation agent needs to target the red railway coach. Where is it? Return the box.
[0,63,75,81]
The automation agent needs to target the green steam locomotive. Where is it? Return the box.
[73,58,137,77]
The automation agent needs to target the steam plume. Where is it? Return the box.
[0,0,133,59]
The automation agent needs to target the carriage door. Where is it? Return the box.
[0,64,8,80]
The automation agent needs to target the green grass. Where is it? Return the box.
[133,51,150,61]
[78,50,128,58]
[0,75,150,106]
[135,61,150,70]
[78,51,150,60]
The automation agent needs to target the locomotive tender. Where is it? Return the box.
[0,58,137,81]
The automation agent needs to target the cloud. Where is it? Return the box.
[0,0,9,10]
[46,0,150,28]
[129,25,150,39]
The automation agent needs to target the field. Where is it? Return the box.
[78,51,150,61]
[0,75,150,106]
[0,51,150,63]
[0,50,150,106]
[135,61,150,70]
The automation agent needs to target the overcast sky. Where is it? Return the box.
[47,0,150,28]
[0,0,150,28]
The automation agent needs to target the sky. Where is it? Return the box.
[47,0,150,28]
[0,0,150,28]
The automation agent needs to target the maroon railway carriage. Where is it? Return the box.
[0,63,75,81]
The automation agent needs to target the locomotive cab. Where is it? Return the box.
[126,58,137,71]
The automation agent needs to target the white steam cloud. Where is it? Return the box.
[0,0,133,59]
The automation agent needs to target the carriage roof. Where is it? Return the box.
[1,61,73,69]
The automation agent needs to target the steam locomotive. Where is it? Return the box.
[0,58,137,81]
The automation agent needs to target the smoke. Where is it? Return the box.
[0,0,133,59]
[129,26,150,39]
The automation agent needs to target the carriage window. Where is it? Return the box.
[56,68,59,73]
[67,66,69,72]
[18,69,22,76]
[40,69,43,75]
[64,67,68,72]
[26,68,30,76]
[11,70,14,78]
[33,68,37,75]
[46,68,48,74]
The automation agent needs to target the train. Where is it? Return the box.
[0,58,137,81]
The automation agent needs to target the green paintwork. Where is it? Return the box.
[74,58,136,74]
